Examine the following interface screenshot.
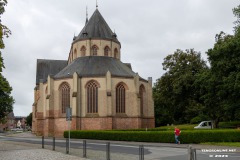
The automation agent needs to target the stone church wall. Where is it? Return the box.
[33,74,155,137]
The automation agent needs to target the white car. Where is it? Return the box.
[194,121,213,129]
[11,128,23,132]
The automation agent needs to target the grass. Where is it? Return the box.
[157,121,240,130]
[201,142,240,147]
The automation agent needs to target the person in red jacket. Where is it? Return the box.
[174,127,181,144]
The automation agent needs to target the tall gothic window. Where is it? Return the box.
[114,48,118,58]
[86,81,99,113]
[59,82,70,113]
[116,83,125,113]
[139,85,145,116]
[92,45,98,56]
[104,46,110,56]
[81,46,86,56]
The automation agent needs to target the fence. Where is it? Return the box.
[41,136,199,160]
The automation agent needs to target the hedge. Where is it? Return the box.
[219,121,240,128]
[64,129,240,144]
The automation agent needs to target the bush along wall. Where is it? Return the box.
[64,129,240,144]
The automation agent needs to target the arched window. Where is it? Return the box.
[74,48,77,59]
[81,46,86,56]
[104,46,110,57]
[139,85,145,116]
[92,45,98,56]
[59,82,70,113]
[86,81,99,113]
[114,48,118,58]
[116,83,125,113]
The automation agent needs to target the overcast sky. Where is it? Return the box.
[1,0,239,116]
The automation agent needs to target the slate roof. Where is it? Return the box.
[35,9,148,84]
[54,56,136,79]
[36,59,67,85]
[74,9,119,43]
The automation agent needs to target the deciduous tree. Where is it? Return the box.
[153,49,207,126]
[26,112,32,127]
[0,0,14,122]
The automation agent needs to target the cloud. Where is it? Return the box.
[1,0,239,116]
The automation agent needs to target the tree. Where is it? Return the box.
[0,0,14,122]
[233,5,240,33]
[194,69,223,128]
[202,29,240,127]
[154,4,240,127]
[196,6,240,128]
[153,49,208,126]
[26,112,32,127]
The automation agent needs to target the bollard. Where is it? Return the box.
[83,140,87,158]
[192,148,197,160]
[66,138,69,154]
[52,137,55,151]
[188,145,197,160]
[42,136,44,149]
[106,142,110,160]
[188,145,192,160]
[139,145,144,160]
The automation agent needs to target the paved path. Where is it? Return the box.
[0,132,90,160]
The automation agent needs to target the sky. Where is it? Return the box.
[1,0,239,116]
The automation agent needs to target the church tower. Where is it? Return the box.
[32,8,155,137]
[69,8,120,62]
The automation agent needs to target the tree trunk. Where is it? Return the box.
[213,118,220,128]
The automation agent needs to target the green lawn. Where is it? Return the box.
[201,142,240,147]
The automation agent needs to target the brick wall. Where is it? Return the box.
[113,117,141,129]
[80,117,113,130]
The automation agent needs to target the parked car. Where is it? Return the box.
[11,128,23,132]
[194,121,213,129]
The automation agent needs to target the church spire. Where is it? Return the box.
[75,7,119,43]
[85,6,88,24]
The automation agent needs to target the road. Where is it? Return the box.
[1,134,240,160]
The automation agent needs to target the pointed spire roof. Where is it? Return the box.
[85,6,88,25]
[74,9,119,43]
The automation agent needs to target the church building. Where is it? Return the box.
[32,7,155,137]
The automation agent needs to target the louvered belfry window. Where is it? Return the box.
[92,45,98,56]
[87,81,98,113]
[114,48,118,58]
[74,49,77,59]
[81,46,86,56]
[104,46,110,56]
[116,83,125,113]
[60,83,70,113]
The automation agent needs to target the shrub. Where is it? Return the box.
[64,129,240,144]
[219,121,240,128]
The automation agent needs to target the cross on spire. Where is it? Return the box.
[96,0,98,9]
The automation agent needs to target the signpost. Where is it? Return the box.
[66,107,72,154]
